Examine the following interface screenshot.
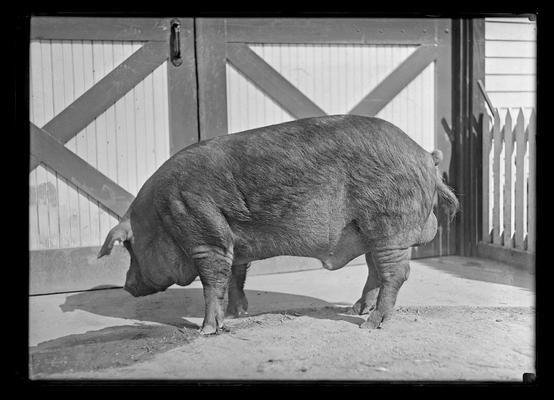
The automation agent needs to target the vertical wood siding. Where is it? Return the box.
[377,61,435,152]
[249,44,417,115]
[485,18,536,114]
[483,18,536,254]
[29,40,170,250]
[226,63,294,134]
[228,44,435,151]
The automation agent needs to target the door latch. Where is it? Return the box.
[170,19,183,67]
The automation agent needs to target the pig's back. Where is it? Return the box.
[161,114,434,223]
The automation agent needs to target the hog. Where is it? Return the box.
[98,115,458,334]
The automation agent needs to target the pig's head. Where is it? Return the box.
[97,217,154,296]
[98,178,195,297]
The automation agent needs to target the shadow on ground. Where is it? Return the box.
[29,323,198,376]
[59,287,363,329]
[30,288,363,377]
[420,257,534,290]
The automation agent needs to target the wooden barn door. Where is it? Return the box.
[195,18,454,274]
[29,17,198,294]
[29,17,456,293]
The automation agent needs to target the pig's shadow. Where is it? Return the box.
[60,287,364,329]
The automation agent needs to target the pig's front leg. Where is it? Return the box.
[360,248,410,329]
[226,263,250,318]
[192,245,233,335]
[352,252,382,315]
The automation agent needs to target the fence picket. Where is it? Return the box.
[492,111,502,245]
[527,110,536,252]
[514,109,526,250]
[483,106,535,255]
[503,111,513,248]
[482,115,491,242]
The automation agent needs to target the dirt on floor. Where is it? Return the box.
[29,304,535,381]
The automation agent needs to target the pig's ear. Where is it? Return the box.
[97,219,133,258]
[431,149,443,166]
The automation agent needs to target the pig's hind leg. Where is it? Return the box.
[359,247,410,329]
[226,263,250,318]
[352,252,381,315]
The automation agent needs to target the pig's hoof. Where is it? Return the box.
[226,298,249,318]
[199,325,219,335]
[360,310,384,330]
[225,308,249,319]
[352,299,374,315]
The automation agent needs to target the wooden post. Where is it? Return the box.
[527,110,536,253]
[492,111,502,245]
[451,18,466,255]
[514,109,526,249]
[436,19,455,256]
[482,114,491,242]
[167,18,200,155]
[503,110,513,248]
[470,18,486,255]
[196,18,228,140]
[452,18,486,256]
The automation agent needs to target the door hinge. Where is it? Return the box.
[170,19,183,67]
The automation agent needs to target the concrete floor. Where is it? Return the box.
[29,256,535,380]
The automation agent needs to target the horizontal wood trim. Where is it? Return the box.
[349,44,438,116]
[29,41,168,174]
[488,92,536,109]
[485,17,536,24]
[485,21,536,41]
[225,18,440,44]
[485,41,536,58]
[485,58,536,75]
[30,123,134,218]
[485,75,536,92]
[30,246,129,295]
[476,242,535,272]
[226,43,326,119]
[30,247,438,295]
[31,17,171,41]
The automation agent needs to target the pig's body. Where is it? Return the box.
[99,115,458,333]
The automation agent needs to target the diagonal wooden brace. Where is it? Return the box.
[30,41,168,171]
[348,45,438,117]
[30,122,134,218]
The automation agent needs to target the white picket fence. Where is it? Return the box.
[482,108,536,253]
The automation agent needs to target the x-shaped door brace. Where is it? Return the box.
[30,41,168,218]
[31,40,438,219]
[225,43,439,119]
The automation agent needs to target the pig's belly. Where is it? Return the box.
[231,220,370,270]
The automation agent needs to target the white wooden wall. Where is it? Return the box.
[484,18,536,247]
[29,40,170,250]
[485,17,536,117]
[226,44,436,152]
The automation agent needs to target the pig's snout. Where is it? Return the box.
[124,279,157,297]
[124,268,157,297]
